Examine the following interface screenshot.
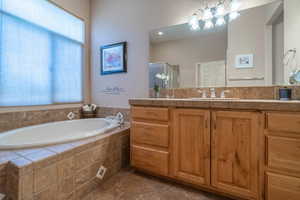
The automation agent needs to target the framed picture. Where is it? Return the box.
[100,42,127,75]
[235,54,254,69]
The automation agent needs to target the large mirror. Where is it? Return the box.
[149,0,300,89]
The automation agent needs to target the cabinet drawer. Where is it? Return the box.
[267,136,300,175]
[266,173,300,200]
[267,113,300,134]
[131,145,169,175]
[132,122,169,148]
[131,107,169,121]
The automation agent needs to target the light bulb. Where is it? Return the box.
[229,11,240,21]
[216,3,225,16]
[204,20,214,29]
[230,0,241,11]
[157,32,164,36]
[216,17,226,26]
[203,7,213,20]
[189,14,200,30]
[189,14,198,25]
[191,23,200,30]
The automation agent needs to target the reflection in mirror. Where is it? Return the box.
[149,0,300,90]
[150,25,227,88]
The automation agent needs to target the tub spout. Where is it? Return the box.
[116,112,124,125]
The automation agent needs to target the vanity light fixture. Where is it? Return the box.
[229,11,240,21]
[189,13,200,30]
[157,31,164,36]
[230,0,241,11]
[216,16,226,26]
[188,0,242,30]
[216,2,225,16]
[203,7,213,20]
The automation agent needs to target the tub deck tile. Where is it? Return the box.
[14,148,44,157]
[9,157,33,176]
[24,149,58,169]
[46,143,76,161]
[0,152,20,165]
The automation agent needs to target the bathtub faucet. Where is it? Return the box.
[115,112,125,125]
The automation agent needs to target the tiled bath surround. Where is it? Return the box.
[0,125,130,200]
[0,163,6,194]
[0,107,81,133]
[0,106,131,199]
[95,107,130,122]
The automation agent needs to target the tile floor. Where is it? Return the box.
[91,169,232,200]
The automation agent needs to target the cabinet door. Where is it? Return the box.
[211,111,260,199]
[172,109,210,186]
[266,173,300,200]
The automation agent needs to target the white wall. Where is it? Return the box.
[91,0,277,108]
[150,31,227,88]
[284,0,300,83]
[227,5,270,87]
[272,15,284,85]
[51,0,91,103]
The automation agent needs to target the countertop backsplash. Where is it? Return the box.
[150,86,300,100]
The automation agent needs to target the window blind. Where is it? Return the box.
[0,0,84,106]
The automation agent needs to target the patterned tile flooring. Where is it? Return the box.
[91,169,232,200]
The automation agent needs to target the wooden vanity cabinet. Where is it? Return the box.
[211,111,260,199]
[172,109,211,186]
[130,106,170,176]
[265,112,300,200]
[131,106,300,200]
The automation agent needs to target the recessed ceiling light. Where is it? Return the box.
[157,31,164,36]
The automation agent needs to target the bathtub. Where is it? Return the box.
[0,118,120,150]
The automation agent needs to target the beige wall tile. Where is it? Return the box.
[0,108,80,133]
[74,149,93,171]
[57,157,75,181]
[58,192,75,200]
[34,164,58,193]
[96,107,130,122]
[58,176,75,199]
[90,143,109,163]
[34,185,58,200]
[6,172,19,200]
[152,86,300,100]
[21,172,34,199]
[75,167,91,188]
[0,164,6,193]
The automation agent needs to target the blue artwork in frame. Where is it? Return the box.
[100,42,127,75]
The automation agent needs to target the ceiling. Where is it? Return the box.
[150,22,227,44]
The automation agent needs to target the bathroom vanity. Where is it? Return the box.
[129,98,300,200]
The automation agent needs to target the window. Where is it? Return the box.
[0,0,84,106]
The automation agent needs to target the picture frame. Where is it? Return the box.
[235,54,254,69]
[100,42,127,75]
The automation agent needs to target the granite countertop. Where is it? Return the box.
[129,98,300,112]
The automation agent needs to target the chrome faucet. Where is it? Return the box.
[210,88,216,98]
[115,112,124,125]
[197,90,207,98]
[220,90,230,98]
